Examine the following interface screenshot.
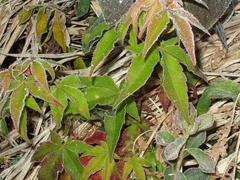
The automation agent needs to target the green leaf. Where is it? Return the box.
[127,29,144,54]
[65,139,91,154]
[161,52,190,122]
[126,97,140,121]
[38,151,62,180]
[76,0,90,17]
[50,87,68,128]
[115,49,159,107]
[184,168,210,180]
[92,28,118,70]
[10,83,28,130]
[50,131,62,144]
[36,7,49,38]
[104,106,126,158]
[32,142,61,161]
[82,18,108,54]
[31,61,49,91]
[186,131,206,148]
[197,79,240,115]
[52,11,67,52]
[176,172,187,180]
[163,136,187,161]
[155,131,175,146]
[0,118,8,136]
[196,113,214,132]
[160,44,206,80]
[63,149,83,180]
[62,85,90,119]
[86,76,119,109]
[117,16,131,42]
[186,148,215,173]
[143,12,169,58]
[25,96,42,113]
[59,75,91,89]
[123,156,149,180]
[19,108,30,143]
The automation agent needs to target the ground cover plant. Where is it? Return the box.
[0,0,240,179]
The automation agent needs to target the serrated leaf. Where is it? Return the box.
[63,149,83,180]
[26,77,61,105]
[50,87,68,128]
[32,142,61,161]
[143,12,169,58]
[38,60,55,81]
[10,83,28,130]
[164,136,187,161]
[38,151,62,180]
[19,108,30,143]
[160,44,206,80]
[197,79,240,115]
[186,148,215,173]
[62,85,90,119]
[105,106,126,158]
[155,131,175,146]
[0,118,8,136]
[76,0,90,17]
[25,96,42,113]
[31,61,49,91]
[92,28,118,70]
[123,156,149,180]
[36,7,48,38]
[186,131,206,148]
[115,49,159,107]
[184,168,210,180]
[18,8,33,24]
[52,11,67,52]
[161,52,190,122]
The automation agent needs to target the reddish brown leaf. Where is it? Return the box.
[158,87,171,112]
[85,131,106,145]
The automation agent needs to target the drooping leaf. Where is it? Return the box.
[10,83,28,130]
[115,49,159,107]
[186,148,215,173]
[36,7,49,38]
[76,0,90,17]
[123,156,149,180]
[18,8,33,24]
[104,106,126,157]
[50,87,68,128]
[163,136,187,161]
[161,52,189,122]
[31,61,49,91]
[25,96,42,113]
[143,12,169,58]
[26,77,61,105]
[19,108,30,143]
[92,28,118,70]
[52,11,68,52]
[0,118,8,136]
[63,149,84,180]
[155,131,175,146]
[62,85,90,119]
[197,79,240,115]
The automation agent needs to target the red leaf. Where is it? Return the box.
[158,87,171,112]
[85,131,106,145]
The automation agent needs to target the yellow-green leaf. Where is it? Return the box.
[10,83,28,130]
[36,7,49,38]
[38,59,55,81]
[52,11,67,52]
[25,96,42,113]
[18,8,33,24]
[19,108,30,143]
[31,61,49,91]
